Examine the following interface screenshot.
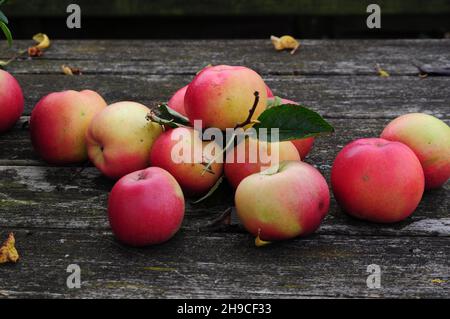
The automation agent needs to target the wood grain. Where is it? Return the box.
[1,40,450,75]
[0,40,448,298]
[0,229,448,298]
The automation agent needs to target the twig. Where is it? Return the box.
[201,91,260,174]
[234,91,260,128]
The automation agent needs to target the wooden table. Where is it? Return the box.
[0,40,448,298]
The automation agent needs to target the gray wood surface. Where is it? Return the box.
[0,40,448,298]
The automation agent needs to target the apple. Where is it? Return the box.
[30,90,107,164]
[168,85,188,116]
[381,113,450,189]
[235,161,330,241]
[224,137,300,189]
[108,167,185,246]
[184,65,268,130]
[86,101,163,179]
[0,70,24,133]
[331,138,424,223]
[265,84,274,98]
[150,127,223,196]
[268,97,315,159]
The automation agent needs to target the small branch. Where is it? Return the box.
[201,90,260,174]
[235,91,260,128]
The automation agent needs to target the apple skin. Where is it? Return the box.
[150,127,223,196]
[0,70,24,133]
[30,90,107,164]
[86,101,163,179]
[381,113,450,189]
[108,167,185,246]
[268,97,315,159]
[265,84,274,98]
[331,138,425,223]
[171,81,272,118]
[168,85,188,116]
[184,65,268,130]
[235,161,330,241]
[224,137,300,189]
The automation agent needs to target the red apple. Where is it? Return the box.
[331,138,424,223]
[0,70,24,133]
[268,97,315,159]
[265,84,274,98]
[108,167,185,246]
[235,161,330,241]
[381,113,450,189]
[184,65,268,130]
[224,137,300,189]
[30,90,107,164]
[86,101,163,179]
[150,127,223,196]
[168,85,188,116]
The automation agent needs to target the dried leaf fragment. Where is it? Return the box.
[375,64,390,77]
[32,33,51,50]
[28,46,43,57]
[0,233,19,264]
[61,64,82,75]
[255,229,271,247]
[271,35,300,55]
[28,33,51,57]
[431,279,447,284]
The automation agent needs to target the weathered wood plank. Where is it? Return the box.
[0,229,448,298]
[1,40,450,75]
[5,74,450,118]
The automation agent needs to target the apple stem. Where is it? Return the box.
[201,90,259,175]
[235,91,260,129]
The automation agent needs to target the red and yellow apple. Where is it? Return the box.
[184,65,268,130]
[265,84,274,98]
[235,161,330,241]
[30,90,107,164]
[0,70,24,133]
[108,167,185,246]
[381,113,450,189]
[150,127,223,196]
[331,138,424,223]
[168,85,188,116]
[224,137,300,189]
[86,101,163,179]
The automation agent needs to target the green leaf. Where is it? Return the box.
[0,1,7,7]
[0,9,8,24]
[0,21,12,47]
[156,103,190,126]
[252,104,334,142]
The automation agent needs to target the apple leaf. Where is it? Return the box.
[147,103,190,128]
[0,9,8,24]
[0,20,12,47]
[252,104,334,142]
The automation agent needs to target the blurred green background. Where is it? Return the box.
[2,0,450,39]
